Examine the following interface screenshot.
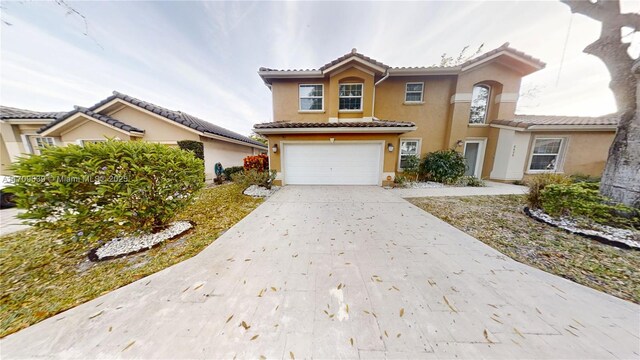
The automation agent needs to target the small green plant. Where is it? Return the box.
[525,173,572,209]
[232,169,277,189]
[540,182,638,228]
[456,175,485,187]
[401,155,420,181]
[223,166,244,180]
[420,150,466,184]
[177,140,204,160]
[394,174,408,187]
[9,140,204,241]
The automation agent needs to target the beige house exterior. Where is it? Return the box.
[1,92,267,179]
[254,44,617,186]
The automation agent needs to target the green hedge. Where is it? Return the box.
[10,140,204,241]
[223,166,244,179]
[177,140,204,160]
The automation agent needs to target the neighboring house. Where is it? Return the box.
[1,91,267,179]
[254,43,617,186]
[0,107,67,175]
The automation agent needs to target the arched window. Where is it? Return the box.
[469,85,490,124]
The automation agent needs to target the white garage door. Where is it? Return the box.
[283,143,382,185]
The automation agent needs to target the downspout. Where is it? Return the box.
[372,71,390,120]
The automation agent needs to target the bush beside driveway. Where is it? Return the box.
[0,184,262,337]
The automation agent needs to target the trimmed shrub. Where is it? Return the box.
[232,169,277,190]
[540,182,638,228]
[570,173,601,184]
[177,140,204,160]
[10,140,204,241]
[223,166,244,179]
[525,173,572,209]
[243,154,269,172]
[420,150,466,184]
[456,175,485,187]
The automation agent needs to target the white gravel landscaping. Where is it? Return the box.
[527,208,640,250]
[92,221,193,260]
[403,181,445,189]
[243,185,280,197]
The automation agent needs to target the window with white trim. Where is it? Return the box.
[34,137,55,148]
[299,84,323,111]
[469,84,490,124]
[399,139,419,169]
[339,83,363,110]
[405,82,424,102]
[529,138,564,171]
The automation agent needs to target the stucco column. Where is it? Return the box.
[445,93,472,150]
[0,122,25,162]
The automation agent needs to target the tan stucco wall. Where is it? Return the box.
[375,75,456,154]
[60,120,130,144]
[271,79,331,122]
[265,133,400,186]
[1,132,12,175]
[201,136,255,179]
[108,106,199,142]
[523,131,615,178]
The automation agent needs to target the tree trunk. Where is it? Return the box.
[561,0,640,208]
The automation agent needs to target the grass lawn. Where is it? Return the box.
[0,183,262,338]
[408,195,640,304]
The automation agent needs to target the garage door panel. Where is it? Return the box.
[283,143,382,185]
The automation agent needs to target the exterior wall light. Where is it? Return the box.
[272,144,278,153]
[456,139,464,148]
[387,143,394,152]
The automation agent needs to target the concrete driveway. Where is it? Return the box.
[2,186,638,359]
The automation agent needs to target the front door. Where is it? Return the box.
[463,140,485,178]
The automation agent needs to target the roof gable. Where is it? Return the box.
[39,106,144,136]
[94,92,266,148]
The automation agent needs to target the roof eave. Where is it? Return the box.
[388,67,460,76]
[254,126,417,134]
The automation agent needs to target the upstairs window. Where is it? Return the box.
[469,84,490,124]
[405,82,424,102]
[299,84,323,111]
[529,138,564,171]
[339,83,363,111]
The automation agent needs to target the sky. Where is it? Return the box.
[1,1,638,137]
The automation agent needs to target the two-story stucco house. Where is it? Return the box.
[254,43,618,186]
[1,92,267,178]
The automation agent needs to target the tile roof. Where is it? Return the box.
[492,114,619,129]
[39,106,144,134]
[259,44,544,75]
[48,91,265,148]
[259,48,389,73]
[319,49,389,71]
[254,120,415,129]
[461,42,546,69]
[0,106,68,120]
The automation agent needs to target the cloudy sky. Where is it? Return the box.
[1,1,638,136]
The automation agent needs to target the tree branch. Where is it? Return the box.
[561,0,640,30]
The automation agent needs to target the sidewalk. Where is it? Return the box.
[389,181,528,198]
[0,208,28,236]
